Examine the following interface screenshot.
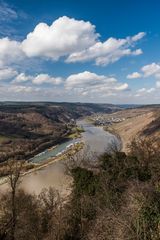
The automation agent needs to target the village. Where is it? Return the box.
[91,114,126,126]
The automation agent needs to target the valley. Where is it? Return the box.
[0,102,120,164]
[0,103,159,193]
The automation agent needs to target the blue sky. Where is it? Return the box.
[0,0,160,103]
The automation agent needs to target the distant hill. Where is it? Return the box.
[117,104,144,109]
[0,102,121,115]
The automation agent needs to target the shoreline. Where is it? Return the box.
[0,119,121,190]
[103,126,123,150]
[0,119,85,187]
[103,112,155,152]
[0,142,84,186]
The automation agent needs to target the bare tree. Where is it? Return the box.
[7,160,23,240]
[129,136,160,170]
[64,145,98,177]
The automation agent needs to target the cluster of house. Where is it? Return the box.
[93,115,125,126]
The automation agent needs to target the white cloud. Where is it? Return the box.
[127,62,160,90]
[13,71,127,93]
[0,37,24,67]
[21,17,145,65]
[0,17,145,68]
[131,32,146,42]
[32,74,63,85]
[13,72,63,85]
[21,16,98,60]
[0,68,159,103]
[156,81,160,88]
[10,85,34,93]
[65,71,112,88]
[14,73,33,83]
[141,62,160,77]
[0,16,98,67]
[137,88,146,93]
[65,71,128,97]
[0,67,17,80]
[0,83,65,101]
[66,32,145,65]
[114,83,129,91]
[135,87,156,96]
[127,72,142,79]
[147,87,155,93]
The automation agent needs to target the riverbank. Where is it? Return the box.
[66,126,85,139]
[0,119,119,195]
[0,120,85,188]
[0,142,84,186]
[104,111,155,152]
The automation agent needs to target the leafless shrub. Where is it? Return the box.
[64,145,97,175]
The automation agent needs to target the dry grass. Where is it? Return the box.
[111,111,155,152]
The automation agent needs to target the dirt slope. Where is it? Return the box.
[113,111,155,152]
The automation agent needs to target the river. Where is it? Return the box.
[0,119,118,195]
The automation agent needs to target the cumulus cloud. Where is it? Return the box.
[0,67,63,86]
[13,72,33,83]
[10,85,34,93]
[66,32,145,65]
[0,84,39,101]
[0,37,24,67]
[1,67,159,103]
[137,88,146,93]
[0,16,145,68]
[0,83,65,101]
[137,87,155,93]
[141,63,160,77]
[128,63,160,79]
[65,71,128,97]
[65,71,113,88]
[127,63,160,91]
[135,87,156,97]
[13,72,63,85]
[127,72,142,79]
[32,74,63,85]
[21,16,98,60]
[13,71,127,94]
[0,67,17,80]
[127,63,160,100]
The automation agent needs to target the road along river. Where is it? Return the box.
[0,119,119,196]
